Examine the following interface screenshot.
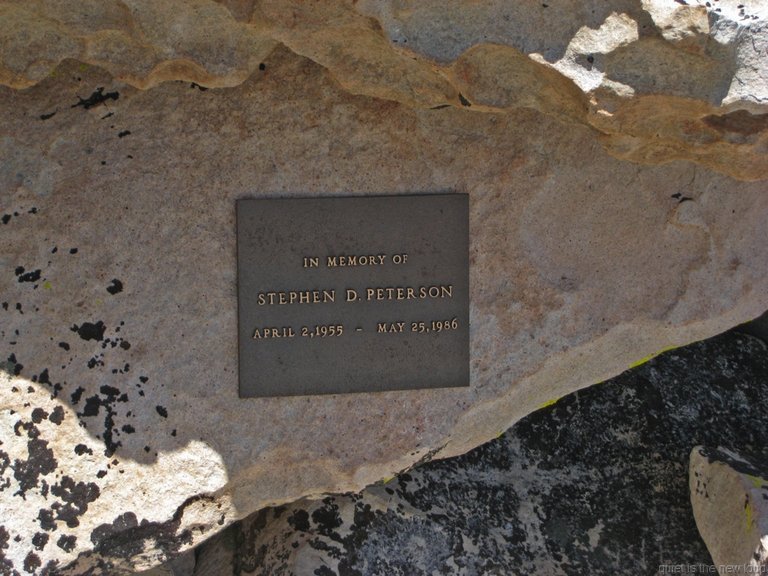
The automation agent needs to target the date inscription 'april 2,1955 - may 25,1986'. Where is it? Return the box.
[236,194,469,397]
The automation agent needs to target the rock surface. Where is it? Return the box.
[0,1,767,179]
[0,27,767,576]
[193,330,768,576]
[135,550,195,576]
[690,446,768,575]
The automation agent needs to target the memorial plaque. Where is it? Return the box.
[237,194,469,397]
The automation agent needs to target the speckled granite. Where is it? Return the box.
[194,329,768,575]
[690,446,768,575]
[1,38,768,576]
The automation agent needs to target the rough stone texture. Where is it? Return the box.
[136,549,195,576]
[0,1,767,179]
[690,446,768,575]
[0,32,767,576]
[192,330,768,576]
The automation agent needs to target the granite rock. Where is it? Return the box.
[193,330,768,575]
[690,446,768,575]
[0,1,767,179]
[0,38,767,576]
[135,549,195,576]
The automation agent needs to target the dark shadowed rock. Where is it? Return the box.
[194,329,768,575]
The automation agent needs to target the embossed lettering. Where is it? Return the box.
[327,254,387,267]
[256,290,336,305]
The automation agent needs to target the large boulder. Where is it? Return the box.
[690,447,768,575]
[192,330,768,575]
[0,4,766,574]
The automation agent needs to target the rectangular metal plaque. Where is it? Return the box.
[237,194,469,397]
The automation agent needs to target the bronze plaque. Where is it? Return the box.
[237,194,469,397]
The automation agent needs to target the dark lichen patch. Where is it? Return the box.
[56,534,77,552]
[117,130,131,138]
[121,425,135,434]
[50,476,100,528]
[70,387,84,405]
[24,551,41,572]
[76,386,130,456]
[90,497,207,566]
[49,406,65,426]
[71,321,106,342]
[32,532,49,551]
[671,192,693,204]
[14,420,35,439]
[15,267,42,284]
[38,508,56,531]
[5,353,23,376]
[81,396,101,418]
[39,110,57,120]
[91,512,146,556]
[0,526,13,575]
[311,498,343,537]
[37,369,50,386]
[13,434,57,497]
[74,444,93,456]
[155,406,168,418]
[0,449,10,490]
[31,408,48,424]
[58,342,70,351]
[110,363,131,375]
[106,279,123,295]
[72,87,119,110]
[87,354,105,369]
[288,510,311,532]
[100,385,120,398]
